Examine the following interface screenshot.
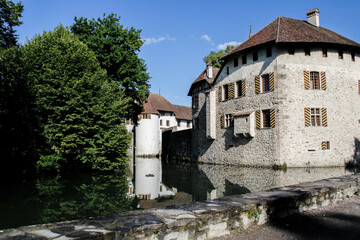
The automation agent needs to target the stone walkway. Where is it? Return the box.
[216,195,360,240]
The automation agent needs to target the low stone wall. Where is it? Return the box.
[1,174,359,239]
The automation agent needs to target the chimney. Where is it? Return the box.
[306,8,320,27]
[206,62,213,79]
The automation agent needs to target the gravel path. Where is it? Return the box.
[216,196,360,240]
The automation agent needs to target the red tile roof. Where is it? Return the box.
[188,67,220,96]
[172,104,192,120]
[142,94,192,120]
[223,16,360,59]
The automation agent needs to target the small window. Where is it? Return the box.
[322,48,327,57]
[322,141,330,150]
[310,108,321,126]
[310,72,320,90]
[351,52,355,61]
[253,52,258,61]
[242,55,247,64]
[187,121,190,128]
[338,49,343,59]
[288,48,294,55]
[261,74,270,93]
[305,47,310,56]
[266,47,272,58]
[236,80,243,97]
[234,58,238,67]
[177,121,181,127]
[160,120,163,126]
[225,114,233,128]
[223,84,229,100]
[226,66,229,75]
[194,118,199,129]
[262,110,271,128]
[166,120,170,126]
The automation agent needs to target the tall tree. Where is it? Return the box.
[70,14,150,123]
[22,26,131,172]
[203,45,236,68]
[0,0,23,48]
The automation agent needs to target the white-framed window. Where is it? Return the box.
[225,114,233,128]
[222,84,229,100]
[310,108,321,126]
[310,71,320,90]
[261,74,270,93]
[236,80,244,97]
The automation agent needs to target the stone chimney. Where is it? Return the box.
[307,8,320,27]
[206,62,213,79]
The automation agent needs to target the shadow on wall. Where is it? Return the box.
[194,100,214,159]
[224,127,252,150]
[348,137,360,167]
[224,179,251,196]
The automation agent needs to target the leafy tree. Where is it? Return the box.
[203,45,236,68]
[0,0,24,48]
[22,26,131,172]
[70,14,150,123]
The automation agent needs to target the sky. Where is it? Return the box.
[16,0,360,106]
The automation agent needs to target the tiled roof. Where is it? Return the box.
[142,94,192,120]
[188,67,220,96]
[224,16,360,59]
[172,104,192,120]
[143,93,174,115]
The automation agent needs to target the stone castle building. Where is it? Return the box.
[189,9,360,167]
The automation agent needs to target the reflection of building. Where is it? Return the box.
[189,9,360,167]
[133,157,175,200]
[127,93,192,156]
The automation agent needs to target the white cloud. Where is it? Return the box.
[201,34,212,42]
[217,41,241,50]
[143,36,176,45]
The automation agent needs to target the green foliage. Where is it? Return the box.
[70,14,150,122]
[22,26,131,172]
[0,0,24,48]
[203,45,236,68]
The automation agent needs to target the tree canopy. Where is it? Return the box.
[0,0,23,48]
[22,26,131,172]
[70,14,150,123]
[203,45,236,68]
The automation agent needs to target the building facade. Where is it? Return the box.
[189,9,360,167]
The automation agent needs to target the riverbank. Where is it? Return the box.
[1,173,359,239]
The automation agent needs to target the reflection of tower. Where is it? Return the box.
[134,157,175,200]
[135,157,160,200]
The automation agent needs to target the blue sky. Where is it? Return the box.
[17,0,360,106]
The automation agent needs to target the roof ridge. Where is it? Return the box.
[276,16,281,43]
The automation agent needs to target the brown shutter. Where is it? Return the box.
[220,115,225,128]
[321,141,328,150]
[139,114,143,119]
[321,72,326,90]
[358,80,360,95]
[270,109,275,128]
[228,82,235,99]
[242,79,246,96]
[218,86,222,102]
[321,108,327,127]
[148,114,151,119]
[304,71,310,90]
[269,72,275,92]
[255,75,260,94]
[256,110,261,129]
[304,108,310,126]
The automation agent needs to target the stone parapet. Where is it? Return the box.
[1,174,359,239]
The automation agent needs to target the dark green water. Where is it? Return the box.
[0,172,134,230]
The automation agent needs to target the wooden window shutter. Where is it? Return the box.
[321,72,326,90]
[218,86,222,102]
[304,71,310,90]
[358,80,360,95]
[255,110,261,129]
[139,114,143,119]
[231,114,234,126]
[255,75,260,94]
[304,108,310,126]
[269,72,275,92]
[242,79,246,96]
[321,141,328,150]
[229,82,235,99]
[321,108,327,127]
[270,109,275,128]
[148,114,151,119]
[220,115,225,128]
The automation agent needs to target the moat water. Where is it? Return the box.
[0,157,358,229]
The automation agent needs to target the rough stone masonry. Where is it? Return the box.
[1,173,359,239]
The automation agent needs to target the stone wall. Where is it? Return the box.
[162,129,191,161]
[2,174,359,239]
